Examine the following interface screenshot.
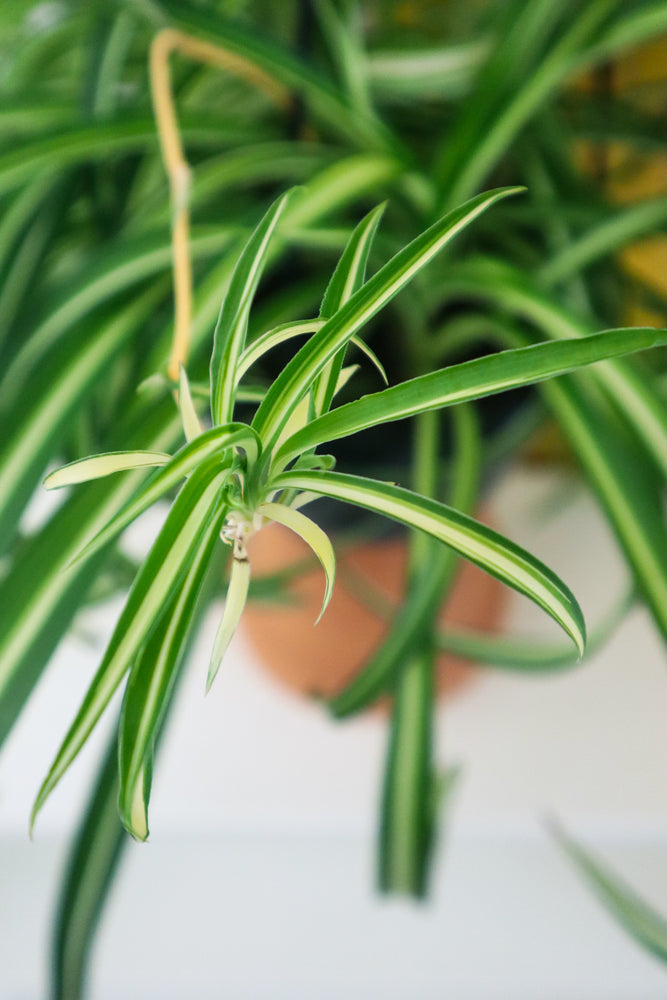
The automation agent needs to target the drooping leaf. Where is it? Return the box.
[44,451,171,490]
[118,510,225,840]
[0,403,182,751]
[550,819,667,964]
[52,730,127,1000]
[330,404,481,717]
[68,424,260,569]
[379,648,435,897]
[258,501,336,622]
[206,555,251,693]
[31,459,228,832]
[436,585,634,671]
[272,469,586,656]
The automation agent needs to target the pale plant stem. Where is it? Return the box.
[149,28,289,381]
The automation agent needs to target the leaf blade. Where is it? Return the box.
[30,461,227,832]
[69,424,259,569]
[44,451,171,490]
[277,327,667,465]
[118,510,225,840]
[210,190,292,425]
[252,187,523,447]
[550,819,667,964]
[273,469,586,655]
[206,556,251,693]
[258,502,336,622]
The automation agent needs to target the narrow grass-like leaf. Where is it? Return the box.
[313,202,386,416]
[330,404,480,717]
[436,0,615,206]
[0,404,182,751]
[0,285,165,550]
[539,196,667,287]
[44,452,171,490]
[236,320,323,382]
[550,819,667,964]
[314,0,374,119]
[3,229,231,398]
[237,319,385,389]
[379,648,434,896]
[437,585,633,671]
[30,460,227,832]
[156,0,396,153]
[438,258,667,477]
[253,187,523,447]
[367,42,488,100]
[277,327,667,466]
[576,2,667,71]
[206,556,251,693]
[210,190,293,425]
[118,511,225,840]
[333,552,455,720]
[258,502,335,622]
[52,730,126,1000]
[0,119,252,197]
[465,312,667,639]
[273,470,586,655]
[69,424,259,569]
[178,365,204,442]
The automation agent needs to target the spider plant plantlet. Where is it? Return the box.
[32,186,667,844]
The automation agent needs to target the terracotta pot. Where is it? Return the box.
[242,521,507,702]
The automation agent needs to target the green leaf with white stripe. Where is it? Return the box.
[0,403,182,751]
[178,365,204,442]
[206,556,251,693]
[0,285,165,551]
[210,190,293,426]
[52,729,126,1000]
[272,469,586,655]
[539,196,667,287]
[157,0,396,153]
[258,502,335,622]
[3,229,231,398]
[330,404,480,718]
[0,119,251,197]
[440,258,667,477]
[68,424,259,569]
[474,311,667,640]
[44,451,171,490]
[276,327,667,466]
[237,320,323,383]
[30,460,227,832]
[118,512,225,841]
[252,187,523,447]
[437,584,633,671]
[237,319,386,390]
[550,819,667,964]
[313,202,386,417]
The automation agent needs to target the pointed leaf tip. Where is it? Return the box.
[206,555,251,692]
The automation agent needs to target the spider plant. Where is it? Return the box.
[31,183,667,845]
[1,0,666,995]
